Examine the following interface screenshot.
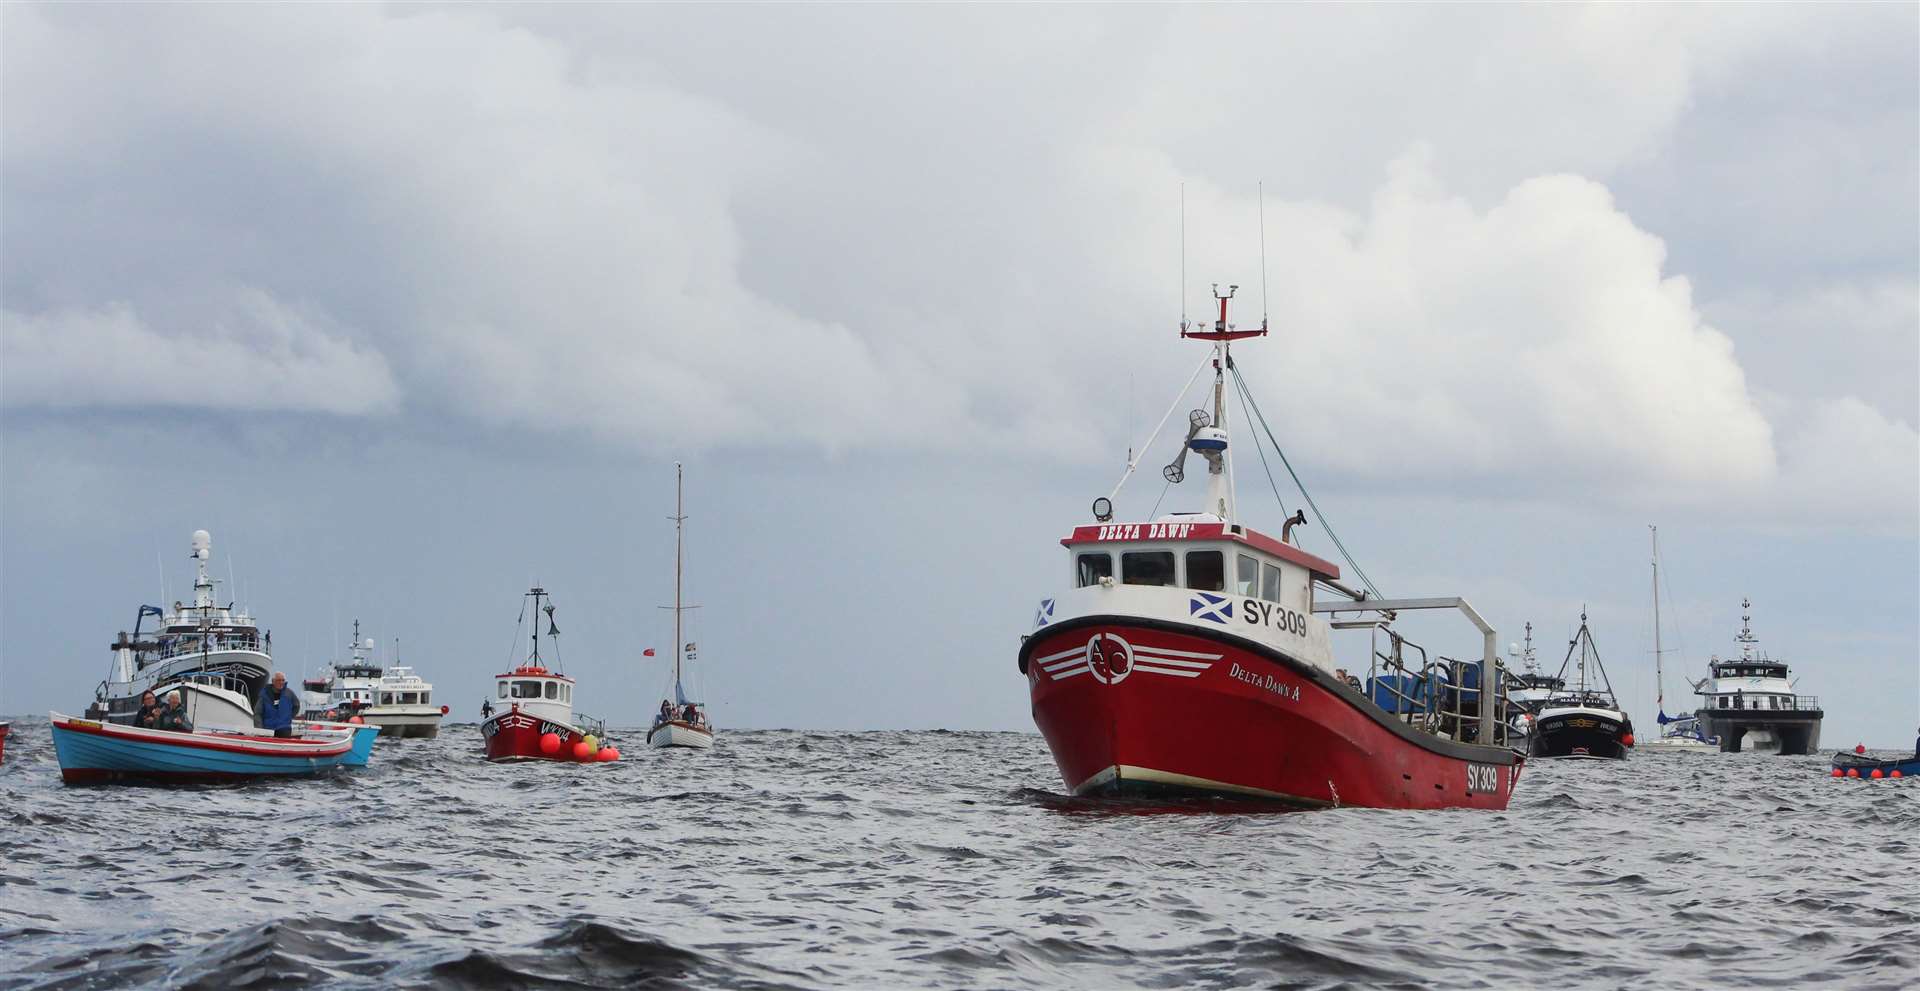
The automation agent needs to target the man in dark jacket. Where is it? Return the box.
[157,692,193,732]
[256,672,302,738]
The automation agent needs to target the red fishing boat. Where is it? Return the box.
[480,587,616,763]
[0,721,11,765]
[1020,283,1524,809]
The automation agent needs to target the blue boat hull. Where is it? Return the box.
[51,717,355,785]
[296,721,381,766]
[1832,751,1920,777]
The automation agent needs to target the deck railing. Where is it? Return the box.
[1365,630,1513,747]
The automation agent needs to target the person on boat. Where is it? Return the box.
[658,700,674,725]
[481,699,494,719]
[256,672,302,738]
[156,692,193,733]
[134,689,164,729]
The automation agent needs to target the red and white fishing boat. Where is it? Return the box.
[480,587,617,763]
[1020,283,1525,810]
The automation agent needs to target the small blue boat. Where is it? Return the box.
[1831,750,1920,778]
[50,712,360,785]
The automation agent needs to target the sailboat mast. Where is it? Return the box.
[1651,526,1664,712]
[674,462,684,689]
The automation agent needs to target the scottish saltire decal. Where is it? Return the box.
[1034,599,1055,628]
[1189,592,1232,624]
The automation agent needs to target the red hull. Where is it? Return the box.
[0,722,9,765]
[482,710,594,762]
[1024,621,1523,809]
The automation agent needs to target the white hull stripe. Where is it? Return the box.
[1051,665,1091,680]
[1042,655,1090,674]
[1034,645,1090,665]
[1134,664,1204,678]
[1130,646,1225,661]
[1131,656,1213,670]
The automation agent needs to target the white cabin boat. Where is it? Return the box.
[367,665,445,738]
[90,530,271,732]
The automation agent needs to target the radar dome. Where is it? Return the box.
[191,529,212,559]
[363,638,376,650]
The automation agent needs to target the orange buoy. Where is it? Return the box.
[1847,768,1860,778]
[572,741,593,760]
[1856,743,1867,754]
[348,715,364,725]
[539,732,561,755]
[597,747,620,762]
[1831,768,1844,777]
[1871,768,1885,779]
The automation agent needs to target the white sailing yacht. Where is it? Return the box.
[1644,526,1714,751]
[648,463,714,750]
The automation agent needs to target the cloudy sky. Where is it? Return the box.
[3,4,1915,744]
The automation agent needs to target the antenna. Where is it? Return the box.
[1258,181,1269,327]
[1179,182,1188,333]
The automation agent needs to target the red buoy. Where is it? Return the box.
[440,705,450,715]
[1871,768,1885,779]
[1847,768,1860,778]
[572,741,593,760]
[1893,770,1903,778]
[348,715,364,725]
[539,732,561,755]
[1856,743,1867,754]
[1831,768,1844,777]
[1621,734,1635,747]
[597,747,620,762]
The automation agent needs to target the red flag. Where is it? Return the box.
[643,648,656,656]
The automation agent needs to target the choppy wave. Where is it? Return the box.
[1,722,1914,989]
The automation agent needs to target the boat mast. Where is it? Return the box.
[1178,284,1264,523]
[673,463,685,698]
[1651,526,1663,714]
[528,587,543,667]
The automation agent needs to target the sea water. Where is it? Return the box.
[0,721,1912,989]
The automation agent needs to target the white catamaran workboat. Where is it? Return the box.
[649,463,714,751]
[91,530,271,732]
[1691,600,1822,755]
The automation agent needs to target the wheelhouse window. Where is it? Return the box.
[401,692,419,705]
[544,682,558,700]
[561,684,571,703]
[420,691,430,704]
[1236,555,1260,597]
[1185,551,1225,591]
[513,680,543,699]
[1261,563,1282,603]
[1122,551,1176,587]
[497,681,508,698]
[381,692,394,705]
[1076,553,1113,587]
